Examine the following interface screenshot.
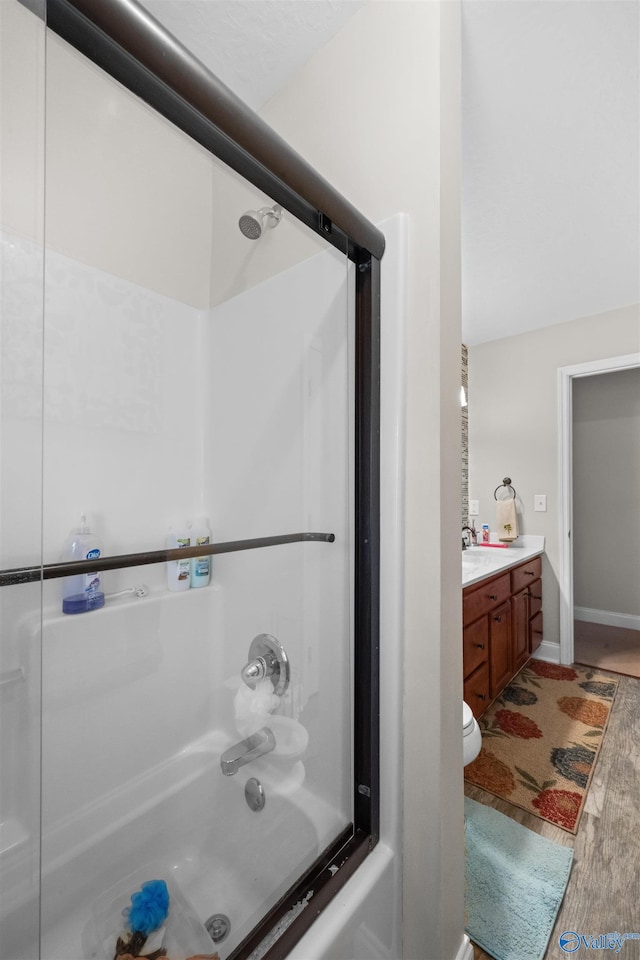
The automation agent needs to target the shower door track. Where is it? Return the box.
[27,2,383,958]
[0,532,336,588]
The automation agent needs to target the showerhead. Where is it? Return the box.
[238,204,282,240]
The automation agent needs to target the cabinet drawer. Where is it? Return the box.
[511,555,542,594]
[528,579,543,619]
[464,662,490,719]
[463,617,489,678]
[463,572,510,626]
[530,610,543,654]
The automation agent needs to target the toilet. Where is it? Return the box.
[463,701,482,766]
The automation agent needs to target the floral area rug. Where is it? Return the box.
[464,659,618,833]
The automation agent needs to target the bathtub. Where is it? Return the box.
[2,732,344,960]
[43,746,344,959]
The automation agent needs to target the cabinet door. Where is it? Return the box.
[490,601,512,698]
[530,610,543,654]
[511,588,529,673]
[464,662,490,719]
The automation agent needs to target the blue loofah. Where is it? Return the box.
[123,879,170,936]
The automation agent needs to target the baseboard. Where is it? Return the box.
[455,933,474,960]
[534,640,560,664]
[574,606,640,631]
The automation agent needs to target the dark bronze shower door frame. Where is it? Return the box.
[37,1,382,956]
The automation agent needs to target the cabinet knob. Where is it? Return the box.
[534,629,543,635]
[477,693,486,700]
[474,642,485,649]
[494,615,503,622]
[489,594,498,601]
[532,594,542,601]
[525,571,535,576]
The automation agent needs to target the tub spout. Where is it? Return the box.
[220,726,276,776]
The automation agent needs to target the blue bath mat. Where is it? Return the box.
[465,797,573,960]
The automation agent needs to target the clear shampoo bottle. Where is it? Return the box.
[61,514,105,614]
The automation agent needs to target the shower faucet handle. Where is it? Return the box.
[241,656,270,686]
[240,634,290,697]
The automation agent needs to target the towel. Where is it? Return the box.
[496,497,518,541]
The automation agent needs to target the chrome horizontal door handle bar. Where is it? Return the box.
[0,532,335,588]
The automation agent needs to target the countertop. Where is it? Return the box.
[462,535,545,588]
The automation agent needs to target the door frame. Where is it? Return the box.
[557,352,640,664]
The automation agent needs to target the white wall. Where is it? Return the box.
[573,367,640,618]
[469,304,640,654]
[207,155,327,307]
[259,3,464,957]
[0,0,45,245]
[1,1,215,308]
[44,32,215,308]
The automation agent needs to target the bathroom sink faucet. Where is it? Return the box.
[462,523,477,550]
[220,726,276,776]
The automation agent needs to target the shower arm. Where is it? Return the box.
[0,531,335,588]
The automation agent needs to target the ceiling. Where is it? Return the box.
[461,0,639,345]
[140,0,640,346]
[140,1,365,110]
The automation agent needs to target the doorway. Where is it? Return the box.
[558,353,640,666]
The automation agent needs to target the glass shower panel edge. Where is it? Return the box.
[0,2,47,959]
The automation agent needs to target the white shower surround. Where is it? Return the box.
[0,216,408,958]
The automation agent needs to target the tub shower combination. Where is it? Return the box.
[0,1,388,958]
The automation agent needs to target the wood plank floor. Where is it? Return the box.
[465,670,640,960]
[574,620,640,679]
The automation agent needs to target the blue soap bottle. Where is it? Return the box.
[61,514,105,614]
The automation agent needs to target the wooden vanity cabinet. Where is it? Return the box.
[463,554,543,719]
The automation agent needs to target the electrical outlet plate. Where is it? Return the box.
[534,494,547,512]
[469,500,479,516]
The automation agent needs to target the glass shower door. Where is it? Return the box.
[202,229,354,954]
[31,20,358,957]
[0,2,382,956]
[0,2,46,958]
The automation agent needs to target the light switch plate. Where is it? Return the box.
[469,500,479,516]
[534,494,547,512]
